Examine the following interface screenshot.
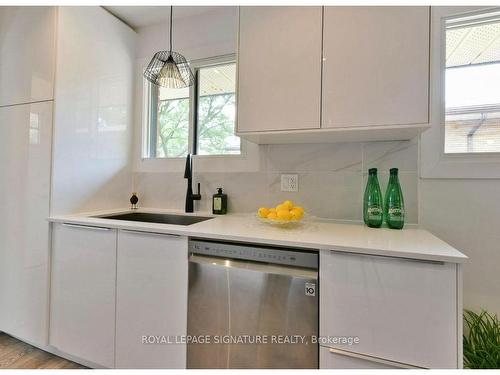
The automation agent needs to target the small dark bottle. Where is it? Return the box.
[130,192,139,210]
[212,188,227,215]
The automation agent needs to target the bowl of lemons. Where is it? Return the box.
[257,200,305,227]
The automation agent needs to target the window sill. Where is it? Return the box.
[133,141,262,174]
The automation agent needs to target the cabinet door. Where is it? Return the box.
[115,230,188,369]
[320,250,457,368]
[0,102,53,346]
[322,7,429,128]
[0,7,55,106]
[237,6,322,132]
[50,223,117,368]
[320,347,404,369]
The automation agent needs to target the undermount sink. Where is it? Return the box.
[95,212,214,226]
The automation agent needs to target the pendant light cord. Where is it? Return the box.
[169,6,173,53]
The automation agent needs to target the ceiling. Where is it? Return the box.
[104,6,220,30]
[446,11,500,68]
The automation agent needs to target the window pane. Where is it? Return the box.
[155,86,190,158]
[445,13,500,153]
[196,63,240,155]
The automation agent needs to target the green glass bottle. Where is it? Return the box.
[363,168,383,228]
[384,168,405,229]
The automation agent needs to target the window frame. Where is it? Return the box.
[143,53,241,160]
[421,6,500,179]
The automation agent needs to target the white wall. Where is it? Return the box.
[420,179,500,315]
[51,7,136,214]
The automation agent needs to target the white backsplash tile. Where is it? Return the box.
[133,138,419,222]
[266,142,362,172]
[267,171,363,220]
[362,139,418,173]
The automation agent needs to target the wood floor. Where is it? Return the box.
[0,332,86,369]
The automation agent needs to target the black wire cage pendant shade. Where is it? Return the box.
[143,6,194,89]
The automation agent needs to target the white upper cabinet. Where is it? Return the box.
[0,7,56,106]
[322,7,430,129]
[237,6,322,132]
[236,6,430,144]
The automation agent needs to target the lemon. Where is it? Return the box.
[276,204,287,212]
[267,212,278,220]
[292,206,304,215]
[277,209,292,221]
[269,207,276,213]
[258,207,269,218]
[283,200,294,210]
[290,209,304,220]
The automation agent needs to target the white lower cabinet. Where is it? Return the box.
[115,230,188,369]
[49,223,117,368]
[320,347,405,369]
[320,250,459,368]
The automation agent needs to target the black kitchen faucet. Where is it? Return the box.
[184,154,201,213]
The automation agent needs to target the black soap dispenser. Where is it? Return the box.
[212,188,227,215]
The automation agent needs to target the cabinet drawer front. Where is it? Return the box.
[320,346,408,369]
[50,223,117,368]
[237,6,322,132]
[320,250,457,368]
[115,231,188,369]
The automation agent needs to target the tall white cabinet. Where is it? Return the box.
[0,5,135,353]
[0,7,56,107]
[0,6,56,347]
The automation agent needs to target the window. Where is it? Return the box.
[144,57,239,158]
[445,10,500,154]
[196,64,239,155]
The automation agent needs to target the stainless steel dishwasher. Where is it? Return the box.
[187,239,318,369]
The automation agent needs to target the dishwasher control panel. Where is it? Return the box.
[189,239,318,269]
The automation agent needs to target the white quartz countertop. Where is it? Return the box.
[48,208,468,264]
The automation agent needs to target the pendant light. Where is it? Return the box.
[143,6,194,89]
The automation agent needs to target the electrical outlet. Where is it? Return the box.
[281,174,299,192]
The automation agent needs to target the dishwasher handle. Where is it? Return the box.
[189,253,317,280]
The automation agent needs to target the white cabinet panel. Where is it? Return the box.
[50,223,117,368]
[322,7,429,128]
[115,230,188,369]
[320,250,457,368]
[320,347,403,369]
[0,102,53,345]
[237,6,322,132]
[51,7,135,215]
[0,7,56,106]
